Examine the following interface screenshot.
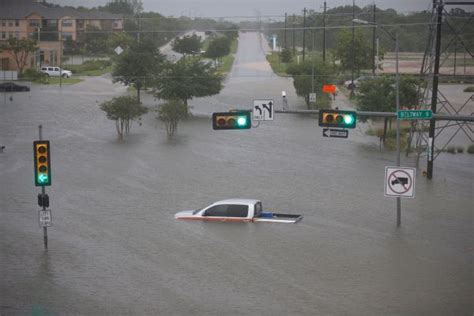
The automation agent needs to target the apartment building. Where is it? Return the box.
[0,0,123,72]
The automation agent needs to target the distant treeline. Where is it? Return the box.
[259,5,474,53]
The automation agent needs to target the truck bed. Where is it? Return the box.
[254,212,303,223]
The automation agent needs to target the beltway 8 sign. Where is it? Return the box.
[384,166,416,198]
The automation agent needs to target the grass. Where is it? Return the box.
[35,77,83,85]
[66,60,112,76]
[266,52,289,77]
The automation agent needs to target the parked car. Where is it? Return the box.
[40,66,72,78]
[0,82,30,92]
[344,76,374,90]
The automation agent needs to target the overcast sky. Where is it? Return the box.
[47,0,472,19]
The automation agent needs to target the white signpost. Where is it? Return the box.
[253,99,274,121]
[384,167,416,198]
[39,209,52,227]
[309,93,316,103]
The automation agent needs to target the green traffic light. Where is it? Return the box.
[344,114,355,125]
[37,173,48,183]
[237,116,247,127]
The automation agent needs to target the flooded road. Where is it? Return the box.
[1,32,472,315]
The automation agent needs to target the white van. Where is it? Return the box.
[40,66,72,78]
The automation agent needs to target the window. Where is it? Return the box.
[203,204,248,217]
[8,33,13,38]
[203,205,227,217]
[62,32,72,40]
[15,31,20,38]
[62,19,73,27]
[1,20,5,27]
[9,20,13,27]
[29,20,40,27]
[254,202,262,217]
[1,32,5,39]
[15,20,19,27]
[226,205,249,217]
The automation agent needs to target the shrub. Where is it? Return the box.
[456,146,464,153]
[467,144,474,154]
[463,86,474,92]
[446,146,456,154]
[20,69,47,82]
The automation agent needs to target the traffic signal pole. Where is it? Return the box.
[38,125,48,250]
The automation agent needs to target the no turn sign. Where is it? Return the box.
[384,166,416,198]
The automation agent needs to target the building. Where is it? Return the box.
[0,0,123,72]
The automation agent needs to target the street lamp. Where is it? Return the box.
[353,18,401,227]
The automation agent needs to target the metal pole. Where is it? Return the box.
[350,0,355,96]
[39,125,48,250]
[323,1,326,62]
[395,32,401,227]
[427,3,443,179]
[372,4,376,75]
[59,30,62,88]
[303,8,307,62]
[284,13,288,49]
[293,14,296,56]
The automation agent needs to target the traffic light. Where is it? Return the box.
[212,111,251,130]
[318,109,357,129]
[34,140,51,186]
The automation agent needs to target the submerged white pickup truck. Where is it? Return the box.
[174,199,303,223]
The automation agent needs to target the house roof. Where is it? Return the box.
[0,1,123,20]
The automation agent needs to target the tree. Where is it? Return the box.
[82,25,109,55]
[356,75,421,115]
[280,48,292,63]
[99,95,148,140]
[106,32,134,54]
[356,75,420,148]
[334,28,372,74]
[112,40,164,102]
[157,99,188,139]
[171,34,202,57]
[286,59,334,108]
[1,38,38,75]
[204,36,231,66]
[153,59,223,112]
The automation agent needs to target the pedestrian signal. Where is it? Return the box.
[34,140,51,186]
[318,109,356,129]
[212,111,251,130]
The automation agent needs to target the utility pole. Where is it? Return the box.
[372,4,376,75]
[427,2,444,179]
[323,1,327,62]
[302,8,307,62]
[292,14,296,56]
[284,13,288,49]
[350,0,355,96]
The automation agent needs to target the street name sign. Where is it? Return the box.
[384,166,416,198]
[397,110,432,120]
[253,99,274,121]
[322,128,349,138]
[39,209,52,227]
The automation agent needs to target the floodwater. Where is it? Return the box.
[0,32,472,315]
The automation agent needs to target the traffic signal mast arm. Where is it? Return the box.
[275,109,474,122]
